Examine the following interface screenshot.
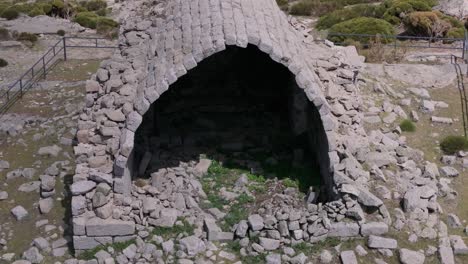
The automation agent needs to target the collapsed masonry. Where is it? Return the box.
[72,0,389,253]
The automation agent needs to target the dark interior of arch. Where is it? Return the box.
[132,45,331,201]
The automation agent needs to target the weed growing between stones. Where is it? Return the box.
[292,237,341,255]
[440,135,468,154]
[399,119,416,132]
[151,219,195,240]
[79,239,136,260]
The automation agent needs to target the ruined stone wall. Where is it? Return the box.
[71,0,387,252]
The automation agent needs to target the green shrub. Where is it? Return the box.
[50,0,67,17]
[74,11,98,29]
[276,0,289,6]
[0,58,8,68]
[14,4,35,14]
[0,4,8,15]
[383,13,401,25]
[446,27,464,39]
[403,11,451,37]
[57,29,65,36]
[85,0,107,11]
[381,0,435,25]
[1,8,19,20]
[17,32,38,42]
[290,1,314,16]
[441,14,463,28]
[440,135,468,154]
[28,7,45,17]
[96,17,119,37]
[399,119,416,132]
[317,4,386,29]
[329,17,395,43]
[40,3,53,15]
[0,27,10,40]
[95,8,107,16]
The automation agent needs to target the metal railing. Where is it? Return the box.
[0,37,117,113]
[326,32,465,55]
[451,54,468,137]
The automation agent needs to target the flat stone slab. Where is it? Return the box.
[340,250,358,264]
[431,116,453,124]
[399,248,425,264]
[86,218,135,237]
[368,235,398,249]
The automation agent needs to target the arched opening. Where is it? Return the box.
[130,45,330,201]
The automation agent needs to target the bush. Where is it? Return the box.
[96,17,118,37]
[440,135,468,154]
[49,0,68,17]
[17,32,38,42]
[317,4,385,29]
[0,27,10,40]
[28,7,45,17]
[399,119,416,132]
[85,0,107,11]
[74,12,98,29]
[57,29,66,36]
[290,1,314,16]
[441,14,463,28]
[1,8,19,20]
[403,11,451,37]
[40,3,53,15]
[329,17,395,43]
[446,27,464,39]
[381,0,435,25]
[95,8,107,16]
[0,58,7,68]
[276,0,288,6]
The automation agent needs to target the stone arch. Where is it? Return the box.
[115,38,336,198]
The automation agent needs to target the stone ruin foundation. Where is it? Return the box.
[72,0,390,255]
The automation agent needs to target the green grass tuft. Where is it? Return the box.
[151,219,195,239]
[400,119,416,132]
[79,239,135,260]
[440,135,468,154]
[0,58,7,68]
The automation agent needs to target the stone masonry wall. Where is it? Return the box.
[71,0,387,252]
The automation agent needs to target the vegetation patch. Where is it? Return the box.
[290,0,381,17]
[79,239,135,260]
[1,7,19,20]
[16,32,38,43]
[151,219,195,240]
[0,27,10,40]
[221,193,254,231]
[440,135,468,154]
[57,29,66,36]
[403,11,451,38]
[400,119,416,132]
[328,17,395,43]
[0,58,8,68]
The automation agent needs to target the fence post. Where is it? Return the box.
[463,28,466,61]
[63,37,67,61]
[19,79,23,97]
[42,57,46,78]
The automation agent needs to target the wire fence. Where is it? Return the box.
[327,32,465,52]
[0,37,117,114]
